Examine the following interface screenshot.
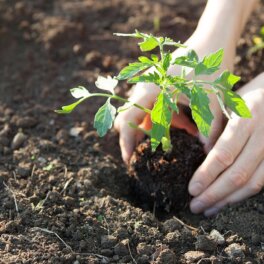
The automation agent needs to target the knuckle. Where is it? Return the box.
[213,148,234,168]
[202,191,218,206]
[229,169,249,188]
[249,181,263,195]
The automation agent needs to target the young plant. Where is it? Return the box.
[248,26,264,55]
[56,30,251,152]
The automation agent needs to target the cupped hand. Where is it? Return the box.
[114,31,235,163]
[189,73,264,216]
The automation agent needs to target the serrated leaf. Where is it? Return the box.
[195,49,224,75]
[128,72,160,84]
[55,99,84,114]
[150,92,172,151]
[164,93,179,113]
[163,37,186,48]
[173,49,199,68]
[215,70,241,90]
[190,86,214,137]
[138,56,154,64]
[221,89,251,118]
[94,99,116,137]
[162,53,172,71]
[139,36,159,52]
[70,86,90,99]
[117,62,152,80]
[95,76,118,94]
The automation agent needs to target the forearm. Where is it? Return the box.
[194,0,259,47]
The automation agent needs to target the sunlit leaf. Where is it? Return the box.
[70,86,90,99]
[190,85,214,137]
[95,76,118,94]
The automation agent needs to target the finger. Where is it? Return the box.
[189,117,250,197]
[190,126,264,214]
[171,108,198,136]
[204,159,264,217]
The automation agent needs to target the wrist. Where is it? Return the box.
[195,0,258,45]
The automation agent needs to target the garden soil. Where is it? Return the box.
[0,0,264,263]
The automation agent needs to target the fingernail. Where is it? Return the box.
[189,182,203,196]
[190,200,205,214]
[204,207,219,217]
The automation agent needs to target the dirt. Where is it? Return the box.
[0,0,264,263]
[129,129,205,213]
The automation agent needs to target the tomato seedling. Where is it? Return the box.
[56,30,251,152]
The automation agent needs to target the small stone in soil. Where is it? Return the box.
[195,235,217,252]
[16,116,38,128]
[163,218,182,233]
[11,132,27,149]
[164,231,181,247]
[224,243,245,259]
[184,251,207,263]
[136,242,153,256]
[156,248,176,264]
[209,229,225,245]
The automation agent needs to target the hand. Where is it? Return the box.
[189,73,264,216]
[114,31,235,163]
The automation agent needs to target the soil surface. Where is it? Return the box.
[1,0,264,263]
[129,129,205,213]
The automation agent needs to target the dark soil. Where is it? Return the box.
[1,0,264,263]
[129,129,205,213]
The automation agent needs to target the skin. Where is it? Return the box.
[114,0,262,216]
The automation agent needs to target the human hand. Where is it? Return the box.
[114,31,235,163]
[189,73,264,216]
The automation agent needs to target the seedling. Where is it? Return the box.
[56,30,251,152]
[248,26,264,55]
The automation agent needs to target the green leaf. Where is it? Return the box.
[195,49,224,75]
[150,92,172,151]
[117,62,151,80]
[215,70,241,90]
[221,89,251,118]
[151,54,159,62]
[151,123,165,151]
[139,36,159,52]
[94,99,117,137]
[164,92,179,113]
[173,49,199,68]
[55,99,84,114]
[163,37,186,48]
[162,53,172,71]
[190,85,214,137]
[128,72,160,84]
[70,86,90,99]
[138,56,155,64]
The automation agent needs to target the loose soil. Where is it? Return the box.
[0,0,264,263]
[129,129,205,213]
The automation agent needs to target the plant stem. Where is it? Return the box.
[83,93,152,114]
